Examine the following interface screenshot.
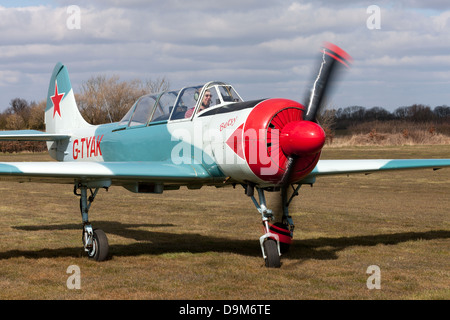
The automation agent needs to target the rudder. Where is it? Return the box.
[45,62,91,133]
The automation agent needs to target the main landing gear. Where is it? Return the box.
[71,181,300,266]
[245,184,301,268]
[74,183,109,261]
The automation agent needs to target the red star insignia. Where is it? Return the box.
[51,80,64,118]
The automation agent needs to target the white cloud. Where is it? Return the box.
[0,70,21,86]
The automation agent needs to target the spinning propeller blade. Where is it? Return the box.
[274,43,352,220]
[304,42,352,123]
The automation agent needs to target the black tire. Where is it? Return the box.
[264,239,281,268]
[87,229,109,261]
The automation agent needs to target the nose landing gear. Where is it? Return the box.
[247,185,298,268]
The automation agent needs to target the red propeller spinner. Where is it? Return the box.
[279,120,325,156]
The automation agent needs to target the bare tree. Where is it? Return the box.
[5,113,26,130]
[434,105,450,120]
[317,108,336,144]
[28,100,46,130]
[2,98,31,130]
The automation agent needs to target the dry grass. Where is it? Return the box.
[331,121,450,146]
[332,132,450,146]
[0,146,449,300]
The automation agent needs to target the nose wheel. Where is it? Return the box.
[262,238,281,268]
[247,184,299,268]
[247,186,286,268]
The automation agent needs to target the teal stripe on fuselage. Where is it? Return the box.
[97,122,174,162]
[93,120,226,179]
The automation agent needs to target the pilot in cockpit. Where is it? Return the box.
[185,89,212,118]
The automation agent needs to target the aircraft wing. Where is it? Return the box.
[0,161,214,185]
[0,130,70,141]
[308,159,450,177]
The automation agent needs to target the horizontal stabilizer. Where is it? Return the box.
[0,130,70,141]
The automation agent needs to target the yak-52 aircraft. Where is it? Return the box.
[1,43,449,267]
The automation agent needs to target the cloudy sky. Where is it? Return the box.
[1,0,450,112]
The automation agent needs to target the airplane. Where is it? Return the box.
[0,42,449,268]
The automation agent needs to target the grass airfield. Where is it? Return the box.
[0,145,448,300]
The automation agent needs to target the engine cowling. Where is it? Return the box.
[225,98,325,184]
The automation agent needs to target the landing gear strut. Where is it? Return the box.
[246,184,301,268]
[74,183,109,261]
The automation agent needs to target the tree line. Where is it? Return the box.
[327,104,450,130]
[318,104,450,145]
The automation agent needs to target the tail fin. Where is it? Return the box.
[45,63,91,133]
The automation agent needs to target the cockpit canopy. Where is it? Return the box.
[119,81,243,127]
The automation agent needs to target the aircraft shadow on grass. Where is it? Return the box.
[2,221,449,263]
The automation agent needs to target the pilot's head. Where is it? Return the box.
[200,90,212,110]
